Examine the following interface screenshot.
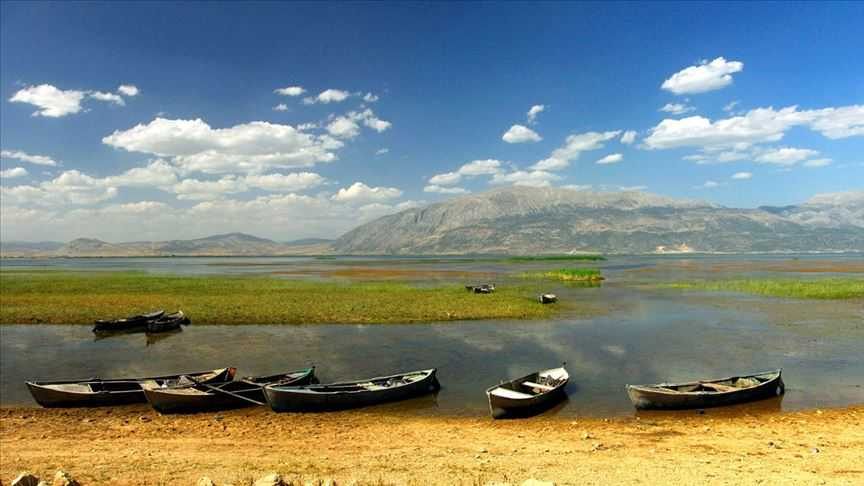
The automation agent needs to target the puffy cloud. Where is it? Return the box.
[562,184,593,191]
[244,172,325,192]
[695,180,721,189]
[103,159,179,187]
[532,130,620,171]
[117,84,140,97]
[1,167,28,178]
[1,170,118,206]
[375,148,389,155]
[0,149,58,167]
[502,124,542,143]
[659,102,695,115]
[807,105,864,139]
[620,130,637,145]
[723,100,740,112]
[326,109,391,139]
[275,86,306,96]
[731,171,752,180]
[363,93,379,103]
[172,176,247,201]
[490,169,560,188]
[595,153,623,165]
[618,185,648,192]
[428,171,462,186]
[426,159,504,187]
[273,103,289,111]
[89,91,125,106]
[303,89,351,104]
[661,57,743,95]
[331,182,402,203]
[424,184,469,194]
[103,117,342,174]
[755,147,819,166]
[803,158,832,168]
[527,105,545,124]
[9,84,87,117]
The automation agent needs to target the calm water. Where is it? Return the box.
[1,254,862,416]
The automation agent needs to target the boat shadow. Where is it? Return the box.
[492,382,579,420]
[633,394,785,419]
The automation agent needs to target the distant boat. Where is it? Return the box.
[465,283,495,293]
[264,368,440,412]
[26,367,235,408]
[93,310,164,333]
[143,367,316,414]
[626,369,784,410]
[145,310,190,333]
[486,366,569,419]
[538,293,557,304]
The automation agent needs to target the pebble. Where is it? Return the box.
[138,416,151,422]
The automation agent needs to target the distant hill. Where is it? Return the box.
[333,187,864,254]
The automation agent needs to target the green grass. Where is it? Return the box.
[0,271,554,325]
[520,268,605,281]
[662,278,864,300]
[505,255,606,263]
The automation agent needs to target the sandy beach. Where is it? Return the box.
[2,405,862,485]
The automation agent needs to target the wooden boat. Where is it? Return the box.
[486,366,569,419]
[625,369,785,410]
[465,283,495,294]
[143,367,316,414]
[264,369,440,412]
[538,293,557,304]
[92,310,164,333]
[26,367,235,408]
[146,310,190,333]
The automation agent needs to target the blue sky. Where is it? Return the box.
[1,2,862,241]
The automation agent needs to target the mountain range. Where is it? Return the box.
[3,187,863,256]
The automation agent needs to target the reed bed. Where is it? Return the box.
[520,268,605,281]
[663,278,864,300]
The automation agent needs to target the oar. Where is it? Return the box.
[185,375,266,406]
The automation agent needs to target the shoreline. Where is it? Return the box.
[2,404,862,484]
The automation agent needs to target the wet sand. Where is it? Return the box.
[2,405,862,485]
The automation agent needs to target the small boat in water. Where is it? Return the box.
[93,310,164,333]
[143,367,316,413]
[146,310,190,333]
[26,367,236,408]
[626,369,784,410]
[486,366,569,419]
[538,293,557,304]
[264,368,440,412]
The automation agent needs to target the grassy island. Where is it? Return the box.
[0,271,554,325]
[662,278,864,300]
[521,268,605,282]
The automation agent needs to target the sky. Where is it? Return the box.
[1,1,863,242]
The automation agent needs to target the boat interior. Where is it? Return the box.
[300,372,428,393]
[490,368,568,400]
[656,375,768,393]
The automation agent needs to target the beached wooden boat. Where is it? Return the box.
[26,367,235,408]
[264,368,440,412]
[146,310,190,333]
[143,367,316,414]
[92,309,164,333]
[486,366,569,418]
[625,369,785,410]
[538,293,557,304]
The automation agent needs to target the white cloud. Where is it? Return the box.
[527,105,545,124]
[661,57,744,95]
[803,158,832,168]
[618,185,648,192]
[326,109,391,139]
[595,153,623,165]
[0,167,28,178]
[723,100,739,112]
[659,103,695,115]
[103,159,178,187]
[0,149,58,167]
[173,176,247,201]
[9,84,87,117]
[731,171,752,180]
[562,184,593,191]
[532,130,620,171]
[458,159,502,176]
[244,172,325,192]
[363,93,379,103]
[620,130,637,145]
[303,89,351,104]
[424,184,469,194]
[807,105,864,139]
[117,85,140,97]
[375,148,389,156]
[331,182,402,203]
[755,147,819,166]
[490,169,560,188]
[273,103,289,112]
[89,91,125,106]
[103,117,342,174]
[502,124,542,143]
[1,170,118,207]
[428,171,462,186]
[695,180,721,189]
[275,86,306,97]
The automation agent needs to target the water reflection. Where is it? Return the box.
[92,328,184,346]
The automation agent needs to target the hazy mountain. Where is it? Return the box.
[333,187,864,254]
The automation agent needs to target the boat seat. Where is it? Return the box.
[701,382,739,392]
[490,388,533,399]
[522,381,554,391]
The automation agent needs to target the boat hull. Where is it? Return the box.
[626,370,785,410]
[486,367,569,419]
[265,369,439,412]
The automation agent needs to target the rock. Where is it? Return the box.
[254,473,287,486]
[11,473,40,486]
[52,470,80,486]
[521,480,555,486]
[479,447,488,453]
[581,432,591,440]
[196,477,217,486]
[138,415,151,422]
[591,442,604,452]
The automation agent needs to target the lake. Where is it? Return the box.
[1,254,862,416]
